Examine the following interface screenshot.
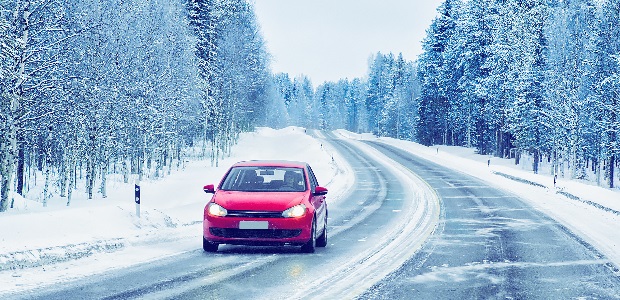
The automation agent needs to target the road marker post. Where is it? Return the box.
[135,179,141,218]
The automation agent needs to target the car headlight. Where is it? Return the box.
[282,204,306,218]
[208,203,228,217]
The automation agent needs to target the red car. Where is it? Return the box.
[202,160,328,253]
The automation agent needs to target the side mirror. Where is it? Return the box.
[314,186,328,196]
[203,184,215,194]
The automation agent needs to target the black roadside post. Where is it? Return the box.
[135,180,141,218]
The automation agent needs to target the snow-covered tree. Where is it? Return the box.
[0,0,206,209]
[584,0,620,187]
[293,75,316,129]
[545,0,596,180]
[417,0,461,146]
[505,0,551,174]
[188,0,269,166]
[0,0,71,210]
[449,0,495,151]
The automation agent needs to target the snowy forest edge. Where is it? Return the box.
[1,0,619,212]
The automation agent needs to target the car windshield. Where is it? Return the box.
[220,166,307,192]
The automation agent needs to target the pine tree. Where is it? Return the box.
[586,0,620,187]
[505,0,551,174]
[417,0,461,146]
[545,0,596,179]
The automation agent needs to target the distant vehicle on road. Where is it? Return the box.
[202,160,328,253]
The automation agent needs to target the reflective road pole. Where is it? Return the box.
[135,180,141,218]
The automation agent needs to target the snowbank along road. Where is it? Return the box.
[358,140,620,299]
[5,131,620,299]
[9,131,439,299]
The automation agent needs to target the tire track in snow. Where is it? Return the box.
[288,132,440,299]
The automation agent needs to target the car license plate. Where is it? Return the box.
[239,221,268,229]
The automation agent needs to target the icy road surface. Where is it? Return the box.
[5,130,620,299]
[10,132,439,299]
[359,141,620,299]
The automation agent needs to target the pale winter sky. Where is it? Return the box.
[252,0,444,85]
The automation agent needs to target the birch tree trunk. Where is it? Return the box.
[123,156,129,183]
[0,128,16,212]
[66,154,75,206]
[43,161,50,207]
[1,1,30,212]
[100,162,108,198]
[59,155,67,198]
[609,155,615,189]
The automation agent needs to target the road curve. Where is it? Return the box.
[289,132,439,299]
[11,132,438,300]
[357,140,620,299]
[11,132,616,299]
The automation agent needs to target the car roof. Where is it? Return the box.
[231,160,308,169]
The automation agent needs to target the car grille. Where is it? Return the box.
[226,210,283,218]
[210,228,302,239]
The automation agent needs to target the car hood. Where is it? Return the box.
[214,191,306,211]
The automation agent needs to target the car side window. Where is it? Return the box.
[306,166,319,192]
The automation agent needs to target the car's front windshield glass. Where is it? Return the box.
[220,166,307,192]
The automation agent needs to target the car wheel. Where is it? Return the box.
[301,219,316,253]
[316,215,327,248]
[203,237,218,252]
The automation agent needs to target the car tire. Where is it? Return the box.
[300,219,316,253]
[316,215,327,248]
[203,237,219,252]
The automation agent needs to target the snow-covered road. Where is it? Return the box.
[358,140,620,299]
[1,127,619,299]
[3,129,440,299]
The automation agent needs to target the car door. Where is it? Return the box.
[306,166,327,230]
